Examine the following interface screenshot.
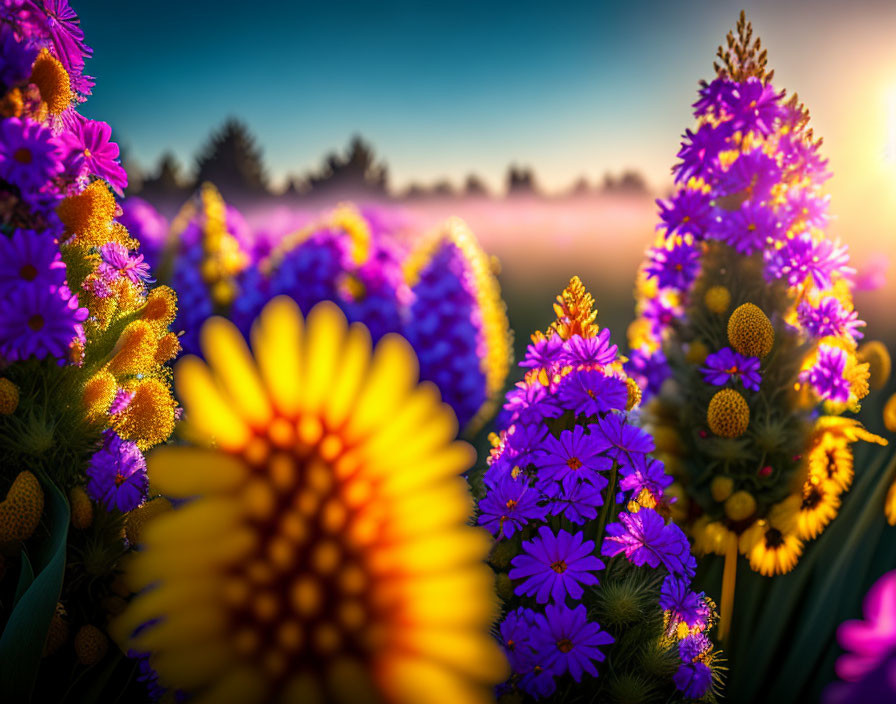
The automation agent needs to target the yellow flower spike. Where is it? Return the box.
[115,299,507,703]
[109,320,158,377]
[707,388,750,438]
[625,377,642,410]
[201,317,272,429]
[83,372,118,420]
[113,377,178,451]
[0,378,20,415]
[0,471,44,548]
[551,275,600,340]
[30,48,71,115]
[857,340,892,390]
[57,180,116,243]
[727,303,775,358]
[154,332,181,364]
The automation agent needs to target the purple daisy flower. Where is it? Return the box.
[601,507,693,576]
[478,474,547,539]
[86,430,149,513]
[500,607,539,674]
[692,78,736,117]
[641,295,683,337]
[674,122,731,183]
[657,189,713,240]
[547,479,606,525]
[797,298,864,341]
[61,117,128,193]
[618,454,673,503]
[834,570,896,683]
[556,369,629,417]
[718,149,781,201]
[659,574,709,628]
[0,282,87,361]
[718,200,780,255]
[504,422,549,468]
[0,24,38,88]
[701,346,762,391]
[625,347,669,399]
[32,0,94,94]
[0,228,67,292]
[533,603,614,681]
[644,238,702,291]
[785,188,829,230]
[503,381,564,425]
[0,117,64,195]
[765,232,855,289]
[726,77,784,135]
[97,242,152,286]
[594,414,655,465]
[519,335,565,369]
[509,525,604,604]
[679,632,713,663]
[559,330,617,367]
[804,345,851,403]
[531,425,613,492]
[674,661,713,698]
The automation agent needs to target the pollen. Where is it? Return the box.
[82,369,117,421]
[141,285,178,331]
[57,181,117,243]
[154,332,181,364]
[707,388,750,438]
[0,378,20,415]
[30,48,72,115]
[108,320,158,377]
[727,303,774,358]
[551,275,600,340]
[704,285,731,314]
[625,376,642,410]
[112,377,177,450]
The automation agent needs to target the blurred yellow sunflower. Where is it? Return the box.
[113,297,507,703]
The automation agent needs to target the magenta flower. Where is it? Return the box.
[644,238,702,291]
[533,603,614,681]
[701,346,762,391]
[509,526,604,604]
[519,334,565,369]
[797,298,864,341]
[560,330,617,367]
[804,345,851,403]
[657,188,713,240]
[765,231,854,289]
[61,117,127,193]
[835,571,896,682]
[98,242,151,286]
[0,117,64,195]
[32,0,94,93]
[618,453,673,504]
[531,425,612,492]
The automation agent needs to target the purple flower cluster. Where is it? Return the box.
[86,429,148,513]
[481,326,716,699]
[630,71,861,408]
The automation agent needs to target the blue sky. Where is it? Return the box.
[75,0,896,193]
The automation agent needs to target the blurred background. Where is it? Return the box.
[75,0,896,363]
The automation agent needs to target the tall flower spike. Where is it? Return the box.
[627,13,887,644]
[114,298,507,703]
[480,277,723,701]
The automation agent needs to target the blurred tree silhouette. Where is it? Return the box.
[601,169,648,194]
[306,135,389,198]
[568,175,591,197]
[139,151,190,204]
[464,173,490,197]
[194,118,269,199]
[506,164,538,196]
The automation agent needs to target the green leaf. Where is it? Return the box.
[12,551,34,608]
[0,478,70,702]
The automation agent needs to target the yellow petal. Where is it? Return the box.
[202,316,272,428]
[192,666,268,704]
[323,322,372,430]
[148,447,248,497]
[375,655,493,704]
[176,355,250,450]
[302,301,347,415]
[252,296,303,418]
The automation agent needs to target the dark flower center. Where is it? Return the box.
[747,222,757,231]
[801,487,822,510]
[550,560,567,573]
[765,528,784,548]
[825,451,838,477]
[13,147,32,164]
[725,365,738,374]
[114,472,126,487]
[505,498,517,510]
[557,638,574,653]
[567,457,582,470]
[19,264,38,281]
[681,215,691,223]
[27,314,44,331]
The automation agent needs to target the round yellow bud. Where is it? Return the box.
[74,624,108,665]
[0,378,19,415]
[686,340,710,365]
[653,425,684,454]
[707,388,750,438]
[704,285,731,314]
[710,475,735,503]
[884,393,896,434]
[728,302,774,358]
[857,341,891,390]
[0,470,44,547]
[725,490,757,521]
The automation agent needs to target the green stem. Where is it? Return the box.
[594,459,620,551]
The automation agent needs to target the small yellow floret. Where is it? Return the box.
[82,369,117,420]
[154,332,182,364]
[625,376,642,410]
[30,48,71,115]
[109,321,158,377]
[707,388,750,438]
[728,303,774,358]
[57,181,116,243]
[0,378,19,414]
[113,377,177,450]
[141,285,178,330]
[724,490,756,521]
[710,475,734,503]
[70,486,93,530]
[857,341,891,390]
[0,471,44,547]
[704,286,731,314]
